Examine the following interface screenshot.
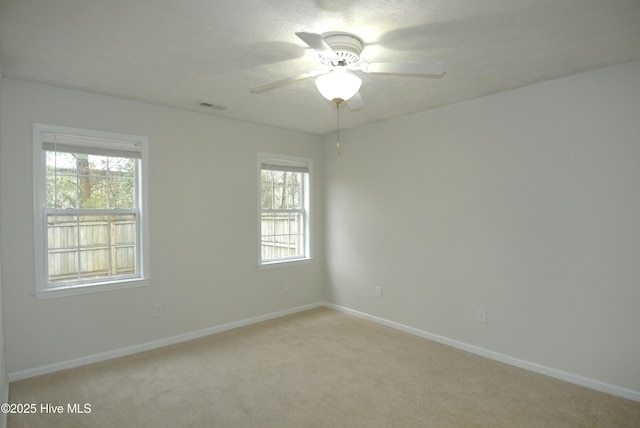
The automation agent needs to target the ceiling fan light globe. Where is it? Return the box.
[315,70,362,102]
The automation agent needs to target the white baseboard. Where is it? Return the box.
[8,302,322,382]
[323,302,640,403]
[9,301,640,403]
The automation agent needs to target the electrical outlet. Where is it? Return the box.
[375,286,383,298]
[476,308,487,324]
[282,281,290,292]
[154,303,163,317]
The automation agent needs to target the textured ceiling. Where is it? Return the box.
[1,0,640,135]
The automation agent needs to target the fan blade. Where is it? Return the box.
[250,70,326,93]
[295,31,339,62]
[360,62,445,76]
[347,92,364,111]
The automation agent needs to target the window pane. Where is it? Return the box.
[272,170,284,182]
[272,170,285,209]
[109,177,135,208]
[78,215,108,246]
[115,246,136,275]
[108,157,135,175]
[261,212,275,240]
[86,154,108,175]
[285,173,302,209]
[46,213,138,285]
[273,186,284,208]
[47,215,78,283]
[290,212,303,235]
[46,175,78,208]
[48,248,78,285]
[261,184,273,209]
[45,150,76,209]
[78,176,108,208]
[112,215,136,244]
[261,170,273,209]
[47,215,78,249]
[261,212,275,260]
[261,211,304,260]
[79,248,109,279]
[46,151,77,174]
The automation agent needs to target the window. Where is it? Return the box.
[258,153,311,266]
[33,123,149,298]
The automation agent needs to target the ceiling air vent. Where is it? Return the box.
[199,102,227,110]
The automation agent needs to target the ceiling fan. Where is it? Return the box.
[250,31,446,110]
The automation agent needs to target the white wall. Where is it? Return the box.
[0,79,324,375]
[1,60,639,402]
[0,58,8,428]
[324,61,640,396]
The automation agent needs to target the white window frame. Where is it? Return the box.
[33,123,150,299]
[258,152,312,268]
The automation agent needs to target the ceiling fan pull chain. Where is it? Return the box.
[336,101,341,155]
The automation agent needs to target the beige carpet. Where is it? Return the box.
[8,307,640,427]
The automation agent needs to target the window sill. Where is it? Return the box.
[258,258,312,270]
[35,278,150,300]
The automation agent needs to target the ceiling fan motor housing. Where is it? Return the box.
[320,33,364,65]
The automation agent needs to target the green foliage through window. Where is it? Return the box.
[46,152,135,209]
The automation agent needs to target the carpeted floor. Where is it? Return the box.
[7,307,640,427]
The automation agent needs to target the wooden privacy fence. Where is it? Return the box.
[261,212,303,260]
[47,215,136,282]
[48,213,300,281]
